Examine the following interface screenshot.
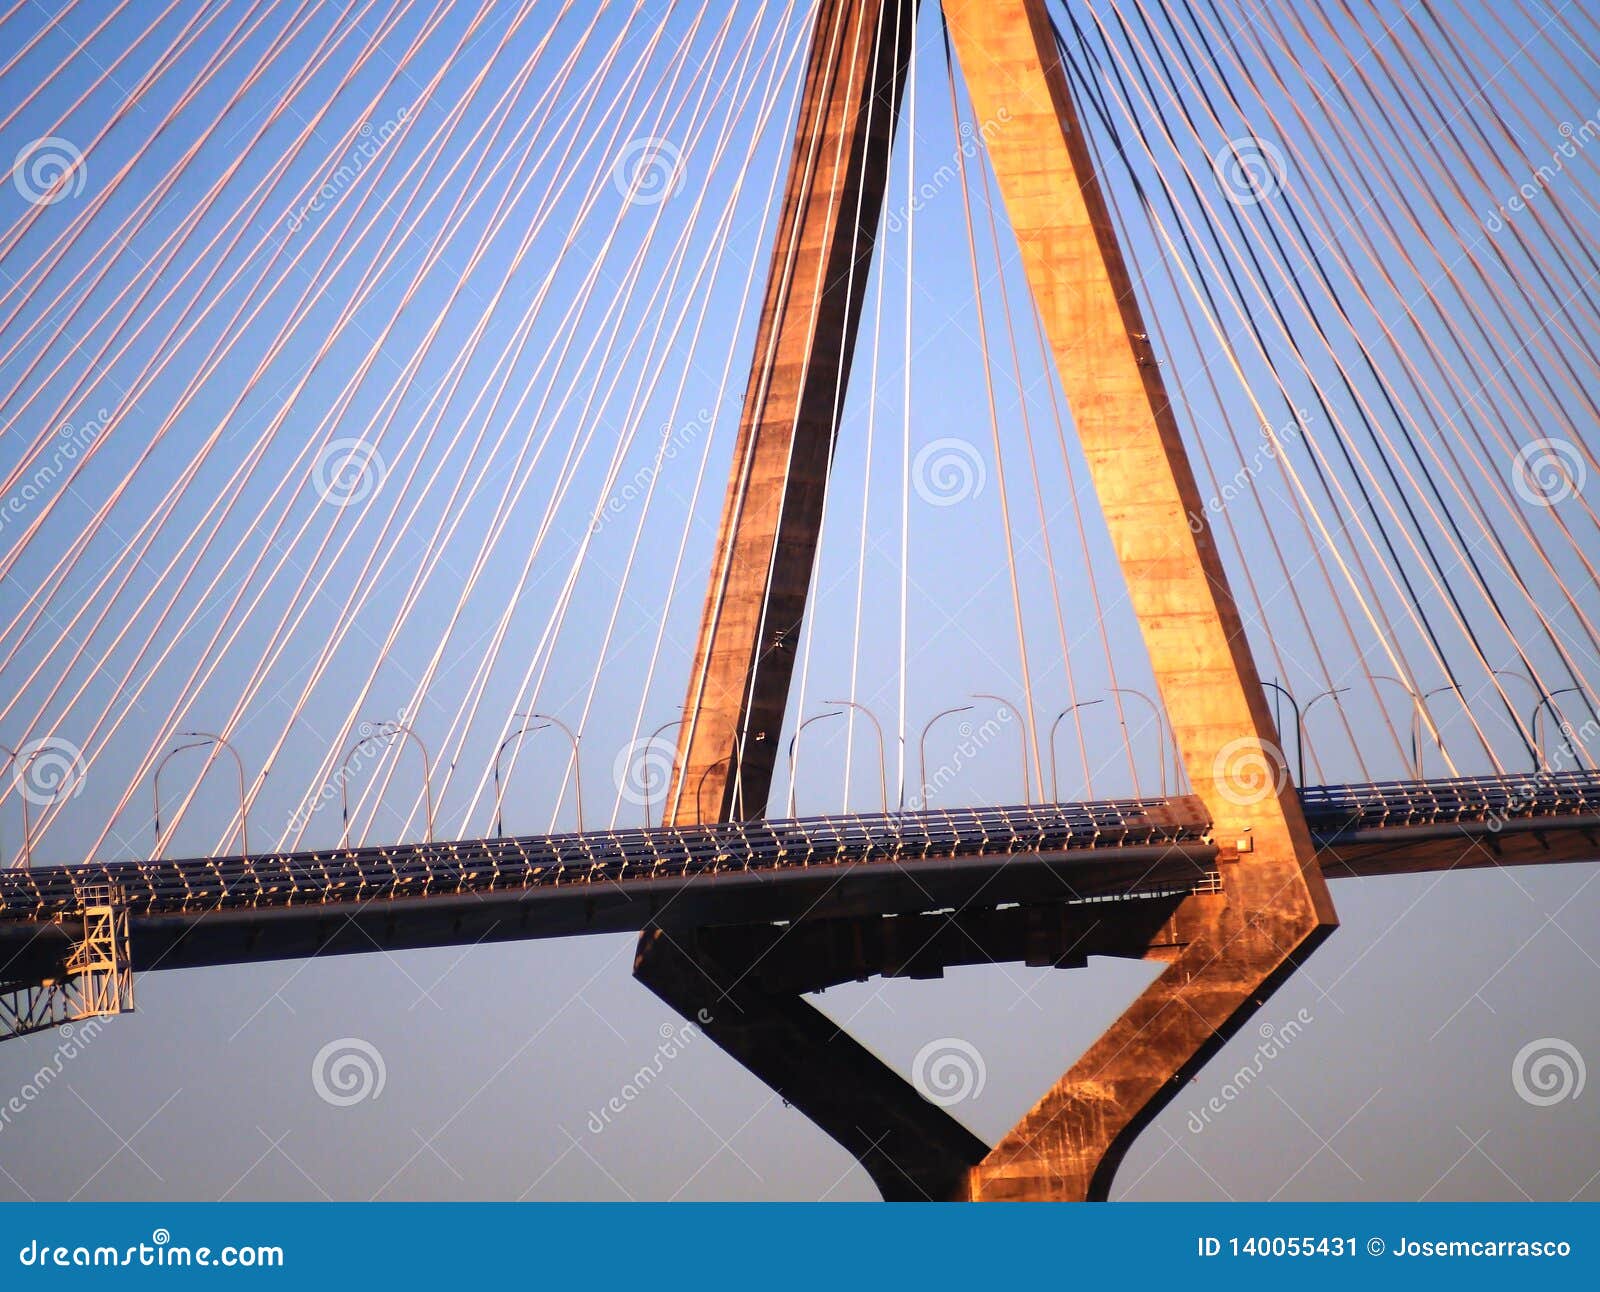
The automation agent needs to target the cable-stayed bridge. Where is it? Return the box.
[1,0,1597,1200]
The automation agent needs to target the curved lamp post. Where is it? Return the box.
[824,699,889,814]
[1261,682,1301,785]
[1369,674,1427,779]
[1533,686,1592,771]
[973,693,1032,803]
[916,705,974,810]
[0,742,31,869]
[341,722,435,846]
[1048,699,1103,802]
[181,731,249,857]
[1299,688,1349,787]
[496,713,585,831]
[639,717,683,827]
[153,737,213,858]
[493,720,548,837]
[786,711,843,817]
[1109,686,1171,798]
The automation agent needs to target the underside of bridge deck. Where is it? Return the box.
[637,0,1338,1202]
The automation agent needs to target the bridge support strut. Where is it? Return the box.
[640,0,1337,1201]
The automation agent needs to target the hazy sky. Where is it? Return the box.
[1,0,1597,1202]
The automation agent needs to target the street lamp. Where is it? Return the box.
[153,737,212,858]
[786,711,843,817]
[1261,682,1301,785]
[972,693,1032,803]
[824,699,889,814]
[1299,688,1349,787]
[0,742,31,869]
[340,721,435,846]
[498,713,583,835]
[638,717,683,827]
[915,705,974,810]
[1533,687,1593,771]
[1048,699,1103,802]
[1369,675,1427,779]
[1109,686,1171,797]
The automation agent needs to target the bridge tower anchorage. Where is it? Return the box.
[637,0,1337,1201]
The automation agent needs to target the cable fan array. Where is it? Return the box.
[0,0,1594,869]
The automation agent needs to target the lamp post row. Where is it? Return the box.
[3,678,1595,867]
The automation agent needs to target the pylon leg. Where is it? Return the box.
[941,0,1335,1199]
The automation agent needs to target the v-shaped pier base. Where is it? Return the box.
[638,0,1336,1201]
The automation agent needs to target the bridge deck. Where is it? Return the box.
[1,772,1596,980]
